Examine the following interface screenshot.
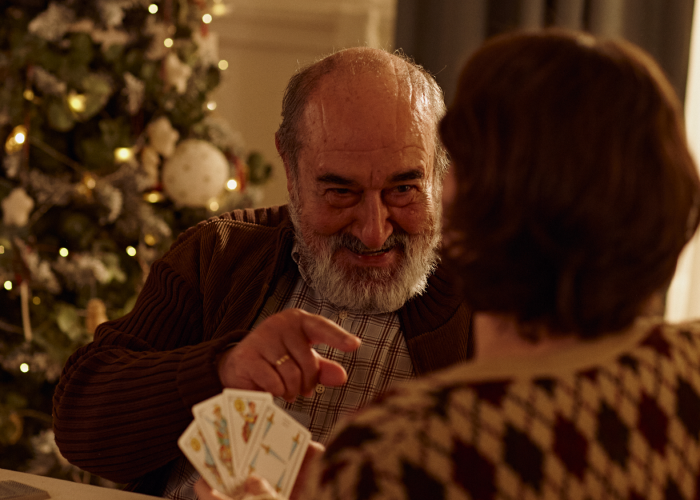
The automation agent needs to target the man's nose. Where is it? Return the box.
[352,192,393,250]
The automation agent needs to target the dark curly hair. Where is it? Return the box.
[440,29,700,339]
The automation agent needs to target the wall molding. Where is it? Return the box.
[212,0,397,53]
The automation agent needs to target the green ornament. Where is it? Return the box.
[46,98,75,132]
[68,32,94,68]
[79,73,113,121]
[55,303,84,341]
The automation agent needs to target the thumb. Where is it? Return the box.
[317,357,349,387]
[243,474,278,497]
[302,314,361,352]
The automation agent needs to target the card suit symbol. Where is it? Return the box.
[235,398,245,413]
[191,437,201,452]
[290,433,300,459]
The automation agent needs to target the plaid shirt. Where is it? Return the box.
[164,246,415,499]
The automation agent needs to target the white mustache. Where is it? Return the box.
[332,232,407,255]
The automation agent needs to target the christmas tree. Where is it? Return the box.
[0,0,272,483]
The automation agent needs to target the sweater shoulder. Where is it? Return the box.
[168,205,290,252]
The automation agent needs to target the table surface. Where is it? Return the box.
[0,469,157,499]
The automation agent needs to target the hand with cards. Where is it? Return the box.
[179,389,311,499]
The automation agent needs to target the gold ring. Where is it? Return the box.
[275,354,290,367]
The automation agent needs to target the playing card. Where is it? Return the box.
[222,388,273,475]
[177,420,226,492]
[192,394,238,491]
[241,405,311,498]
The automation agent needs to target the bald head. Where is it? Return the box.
[276,47,447,183]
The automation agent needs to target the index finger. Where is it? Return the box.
[300,313,361,351]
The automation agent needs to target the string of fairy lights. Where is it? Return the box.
[2,0,245,349]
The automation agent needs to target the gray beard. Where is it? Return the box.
[288,196,441,313]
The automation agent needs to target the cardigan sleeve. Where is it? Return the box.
[52,255,243,484]
[52,209,290,485]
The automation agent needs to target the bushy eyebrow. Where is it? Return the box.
[316,169,424,186]
[317,173,353,185]
[391,169,424,183]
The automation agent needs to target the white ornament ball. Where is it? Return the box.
[2,187,35,227]
[162,139,229,207]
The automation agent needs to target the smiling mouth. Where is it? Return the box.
[355,247,394,257]
[351,247,395,257]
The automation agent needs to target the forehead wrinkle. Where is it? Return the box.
[318,145,424,154]
[320,96,327,137]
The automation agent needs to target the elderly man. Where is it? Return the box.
[52,47,471,497]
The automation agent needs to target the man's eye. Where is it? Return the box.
[395,185,414,194]
[325,188,359,208]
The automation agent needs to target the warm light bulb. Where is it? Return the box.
[0,245,4,254]
[114,147,133,162]
[144,191,164,203]
[5,125,28,154]
[202,13,213,24]
[218,60,229,71]
[212,4,226,15]
[209,200,219,211]
[20,363,29,373]
[126,246,137,257]
[84,174,96,189]
[4,281,12,291]
[148,3,158,14]
[226,179,238,191]
[32,296,41,305]
[206,101,217,111]
[59,247,69,257]
[144,234,156,246]
[164,38,174,48]
[67,92,87,113]
[23,89,35,101]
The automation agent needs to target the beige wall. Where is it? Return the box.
[210,0,397,207]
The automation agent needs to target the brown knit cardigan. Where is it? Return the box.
[52,206,471,495]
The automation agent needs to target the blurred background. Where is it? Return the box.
[211,0,694,207]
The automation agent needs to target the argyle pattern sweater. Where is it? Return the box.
[306,318,700,500]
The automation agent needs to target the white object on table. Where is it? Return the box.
[0,469,157,499]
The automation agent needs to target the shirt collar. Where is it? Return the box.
[291,239,315,289]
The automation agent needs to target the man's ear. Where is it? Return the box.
[275,131,294,193]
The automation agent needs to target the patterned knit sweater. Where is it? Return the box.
[305,318,700,500]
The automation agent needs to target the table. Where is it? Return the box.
[0,469,158,499]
